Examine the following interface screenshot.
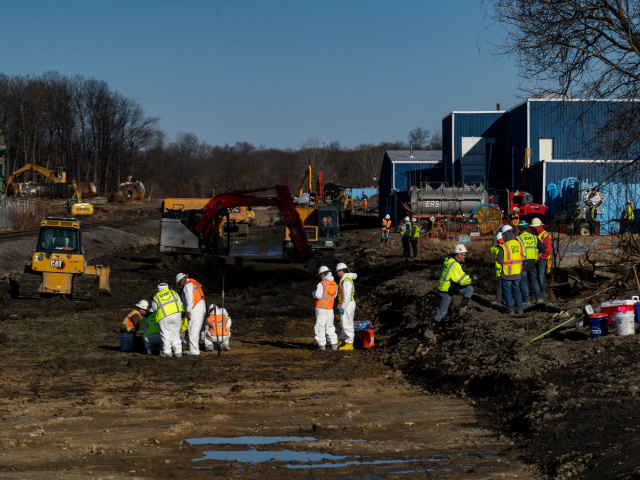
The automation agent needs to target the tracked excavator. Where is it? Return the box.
[16,217,110,300]
[159,185,315,259]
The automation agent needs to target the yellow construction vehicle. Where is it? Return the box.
[162,197,256,236]
[67,180,94,215]
[16,217,110,300]
[4,164,66,193]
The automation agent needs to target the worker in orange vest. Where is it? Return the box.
[363,197,368,212]
[313,266,338,351]
[204,303,232,351]
[381,214,391,245]
[176,272,206,356]
[120,299,148,352]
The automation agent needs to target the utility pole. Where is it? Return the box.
[0,130,6,206]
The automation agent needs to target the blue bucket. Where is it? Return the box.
[589,314,608,338]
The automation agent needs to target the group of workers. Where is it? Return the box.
[313,262,358,351]
[380,214,421,258]
[431,216,552,329]
[120,273,231,357]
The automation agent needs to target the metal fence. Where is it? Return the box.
[0,196,40,230]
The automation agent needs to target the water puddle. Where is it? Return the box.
[182,435,494,474]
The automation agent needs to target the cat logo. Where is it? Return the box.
[50,260,66,269]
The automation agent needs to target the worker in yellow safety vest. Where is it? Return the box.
[151,279,185,357]
[204,303,232,352]
[400,216,412,258]
[410,218,420,258]
[381,214,391,245]
[336,262,358,350]
[516,220,546,305]
[490,232,504,305]
[176,273,206,356]
[497,225,524,314]
[137,310,162,355]
[431,244,473,330]
[623,200,635,235]
[530,217,552,302]
[313,266,338,351]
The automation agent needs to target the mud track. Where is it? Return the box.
[0,216,636,478]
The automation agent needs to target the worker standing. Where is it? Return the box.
[120,299,147,352]
[431,244,473,329]
[313,266,338,351]
[176,273,206,356]
[623,200,635,235]
[410,218,420,258]
[530,218,552,302]
[381,214,391,245]
[204,303,232,351]
[137,309,163,355]
[586,202,598,236]
[151,279,185,358]
[516,220,546,305]
[572,203,583,235]
[510,207,520,228]
[336,262,357,351]
[400,216,411,258]
[490,232,504,305]
[497,225,524,314]
[363,197,368,212]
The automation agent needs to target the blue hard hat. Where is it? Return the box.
[517,220,529,228]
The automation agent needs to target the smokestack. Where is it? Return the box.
[497,103,501,111]
[410,142,414,158]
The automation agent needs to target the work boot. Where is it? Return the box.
[458,297,470,315]
[317,345,326,351]
[330,344,338,351]
[337,339,346,348]
[159,353,171,357]
[205,345,214,352]
[536,298,546,304]
[183,350,199,356]
[458,307,468,316]
[338,343,354,351]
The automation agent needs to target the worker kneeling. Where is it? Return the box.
[313,266,338,351]
[137,306,163,355]
[204,303,232,351]
[432,244,473,328]
[120,299,147,352]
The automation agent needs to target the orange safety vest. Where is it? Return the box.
[187,278,204,306]
[381,218,391,232]
[315,279,337,309]
[500,239,523,276]
[207,312,229,337]
[121,310,141,333]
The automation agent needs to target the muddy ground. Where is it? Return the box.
[0,209,638,479]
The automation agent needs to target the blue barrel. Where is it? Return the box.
[589,314,608,338]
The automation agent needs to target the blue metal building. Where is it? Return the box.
[378,150,442,221]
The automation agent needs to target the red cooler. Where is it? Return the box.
[601,300,635,326]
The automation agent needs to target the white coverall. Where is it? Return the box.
[181,280,206,355]
[338,273,358,344]
[204,306,232,350]
[313,273,338,347]
[151,292,184,357]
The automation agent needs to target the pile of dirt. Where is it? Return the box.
[343,231,640,480]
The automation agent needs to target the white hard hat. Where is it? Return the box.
[335,262,348,272]
[136,299,149,310]
[496,232,503,242]
[157,282,169,291]
[404,216,410,222]
[530,217,543,227]
[411,217,417,222]
[501,225,513,233]
[454,244,468,254]
[384,214,390,219]
[208,303,217,313]
[430,216,436,221]
[176,273,188,284]
[318,265,330,275]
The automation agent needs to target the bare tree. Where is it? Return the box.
[429,129,443,150]
[408,127,430,149]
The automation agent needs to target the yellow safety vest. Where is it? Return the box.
[517,232,538,261]
[625,205,635,221]
[401,222,411,237]
[500,239,523,276]
[338,276,355,304]
[438,257,470,292]
[490,246,501,278]
[137,313,160,338]
[153,288,184,321]
[410,224,420,239]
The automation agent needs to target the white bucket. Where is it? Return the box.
[120,332,134,351]
[615,312,636,336]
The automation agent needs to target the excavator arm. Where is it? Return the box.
[5,164,66,192]
[194,185,312,259]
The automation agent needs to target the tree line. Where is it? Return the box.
[0,71,442,199]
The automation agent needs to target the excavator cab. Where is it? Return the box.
[16,217,110,300]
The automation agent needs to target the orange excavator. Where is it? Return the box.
[159,185,313,259]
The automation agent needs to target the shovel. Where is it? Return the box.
[530,305,593,343]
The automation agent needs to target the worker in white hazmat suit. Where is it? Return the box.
[204,303,232,351]
[313,266,338,351]
[176,273,206,355]
[151,279,185,357]
[335,262,357,350]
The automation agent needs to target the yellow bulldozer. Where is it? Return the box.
[16,217,110,300]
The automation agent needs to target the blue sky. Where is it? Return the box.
[3,0,524,149]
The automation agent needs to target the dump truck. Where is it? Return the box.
[16,217,110,300]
